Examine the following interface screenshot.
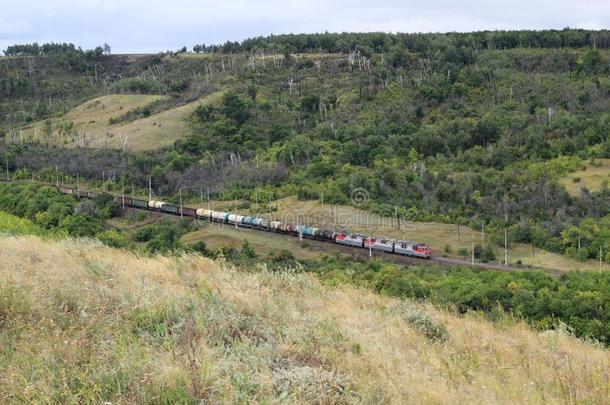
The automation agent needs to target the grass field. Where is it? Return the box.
[17,91,223,151]
[179,195,607,273]
[181,223,351,261]
[1,233,608,403]
[561,158,610,197]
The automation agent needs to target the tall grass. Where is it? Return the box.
[0,233,609,404]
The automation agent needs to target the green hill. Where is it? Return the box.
[1,30,610,270]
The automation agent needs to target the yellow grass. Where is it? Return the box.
[19,94,164,139]
[0,233,608,403]
[181,223,342,260]
[18,91,223,151]
[561,158,610,197]
[98,95,215,151]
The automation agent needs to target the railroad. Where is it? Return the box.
[50,184,528,273]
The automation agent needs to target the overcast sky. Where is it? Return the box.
[1,0,609,54]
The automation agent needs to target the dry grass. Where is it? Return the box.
[180,223,340,260]
[17,92,223,151]
[98,91,223,151]
[1,234,609,404]
[561,159,610,197]
[19,94,165,141]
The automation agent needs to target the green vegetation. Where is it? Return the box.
[2,30,610,265]
[0,211,45,236]
[314,257,610,345]
[0,183,117,238]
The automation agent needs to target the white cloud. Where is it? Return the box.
[0,19,31,37]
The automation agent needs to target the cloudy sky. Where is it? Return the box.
[1,0,609,54]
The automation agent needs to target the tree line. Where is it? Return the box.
[193,29,610,54]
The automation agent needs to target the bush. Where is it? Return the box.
[396,301,448,343]
[60,214,103,237]
[98,229,128,248]
[188,240,209,256]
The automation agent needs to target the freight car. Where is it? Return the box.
[57,187,431,259]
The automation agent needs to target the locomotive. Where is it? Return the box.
[58,187,431,259]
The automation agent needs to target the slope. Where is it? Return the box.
[16,91,223,151]
[0,233,608,403]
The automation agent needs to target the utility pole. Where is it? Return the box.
[77,173,80,197]
[148,177,152,200]
[532,243,535,258]
[504,227,508,266]
[394,205,398,230]
[179,188,183,218]
[235,198,238,229]
[471,232,475,265]
[578,236,581,253]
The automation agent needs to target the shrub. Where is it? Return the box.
[98,229,127,248]
[396,301,448,343]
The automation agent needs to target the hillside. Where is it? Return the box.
[1,31,610,291]
[1,233,609,404]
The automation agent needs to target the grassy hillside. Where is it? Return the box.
[561,158,610,197]
[17,92,224,150]
[1,233,609,404]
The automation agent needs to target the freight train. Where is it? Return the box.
[59,187,431,259]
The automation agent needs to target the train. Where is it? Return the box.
[58,187,431,259]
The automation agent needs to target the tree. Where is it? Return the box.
[247,85,258,103]
[240,239,256,259]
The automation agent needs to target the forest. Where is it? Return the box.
[1,29,610,264]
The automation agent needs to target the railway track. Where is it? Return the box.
[0,178,554,274]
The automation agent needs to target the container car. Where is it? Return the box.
[130,198,149,209]
[319,229,336,241]
[196,209,213,218]
[211,211,228,221]
[182,207,197,217]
